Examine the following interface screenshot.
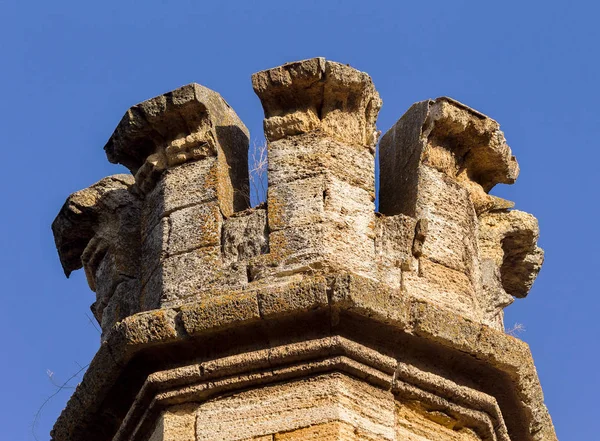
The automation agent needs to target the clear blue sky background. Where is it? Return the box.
[1,1,597,440]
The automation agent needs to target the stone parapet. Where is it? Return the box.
[51,59,555,440]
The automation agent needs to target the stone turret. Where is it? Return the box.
[50,58,556,441]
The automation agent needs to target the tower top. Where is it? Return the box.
[50,58,555,441]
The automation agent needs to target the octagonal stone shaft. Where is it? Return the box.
[105,83,250,309]
[252,58,382,279]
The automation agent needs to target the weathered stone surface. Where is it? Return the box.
[222,206,269,263]
[404,258,480,321]
[49,275,557,441]
[51,60,554,441]
[480,258,514,329]
[142,159,219,235]
[52,174,141,332]
[378,96,545,330]
[195,373,395,441]
[148,404,197,441]
[252,58,382,147]
[374,214,416,289]
[179,291,260,335]
[252,58,380,283]
[104,83,250,215]
[266,132,375,191]
[479,210,544,298]
[141,246,248,309]
[379,97,518,217]
[256,276,329,317]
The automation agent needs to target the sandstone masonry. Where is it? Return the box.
[51,58,555,441]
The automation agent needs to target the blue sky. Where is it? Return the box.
[1,1,597,440]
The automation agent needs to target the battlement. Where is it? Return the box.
[50,57,556,441]
[53,58,542,334]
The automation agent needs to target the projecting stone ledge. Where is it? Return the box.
[252,57,382,147]
[49,274,556,441]
[104,83,249,212]
[379,96,518,217]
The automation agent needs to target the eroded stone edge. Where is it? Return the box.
[51,274,556,441]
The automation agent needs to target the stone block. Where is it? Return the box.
[403,258,479,321]
[147,404,197,441]
[222,207,269,263]
[142,159,219,235]
[267,176,326,232]
[375,213,417,288]
[415,166,478,275]
[141,201,223,285]
[266,223,376,279]
[195,373,395,441]
[166,202,222,254]
[179,291,260,336]
[140,246,247,309]
[275,421,379,440]
[252,58,382,147]
[99,278,141,331]
[268,174,374,233]
[395,400,485,441]
[267,135,375,192]
[257,277,329,317]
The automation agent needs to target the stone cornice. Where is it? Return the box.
[50,273,556,441]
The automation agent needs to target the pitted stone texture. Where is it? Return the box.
[275,421,381,440]
[141,246,247,310]
[100,85,252,314]
[105,83,249,215]
[142,159,220,236]
[268,174,374,233]
[414,166,479,275]
[379,115,486,320]
[52,174,141,332]
[403,258,480,321]
[253,60,380,282]
[261,220,376,280]
[222,207,269,263]
[252,58,382,147]
[379,97,518,218]
[148,404,197,441]
[374,214,416,289]
[49,273,556,441]
[479,210,543,299]
[480,259,514,330]
[395,401,486,441]
[267,133,375,192]
[379,96,544,329]
[140,201,223,285]
[195,373,395,441]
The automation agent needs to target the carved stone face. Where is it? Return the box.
[52,175,141,331]
[478,210,544,330]
[480,259,515,329]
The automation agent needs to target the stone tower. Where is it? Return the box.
[51,58,556,440]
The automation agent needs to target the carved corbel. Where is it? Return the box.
[52,175,141,331]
